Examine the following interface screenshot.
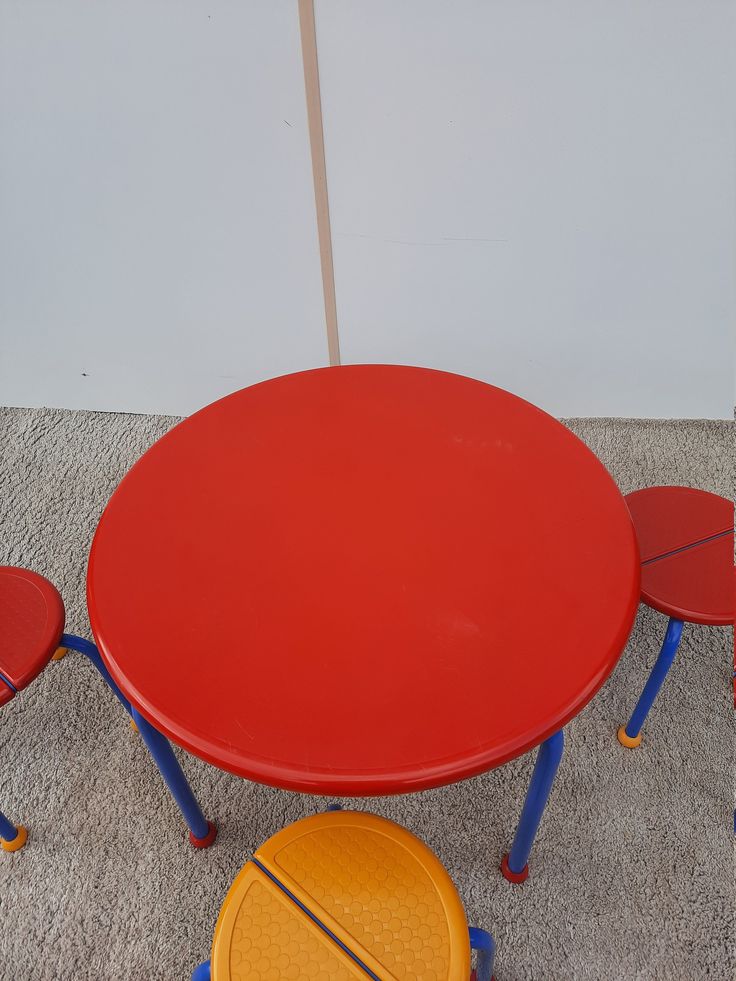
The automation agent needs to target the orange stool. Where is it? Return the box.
[0,566,66,851]
[193,811,495,980]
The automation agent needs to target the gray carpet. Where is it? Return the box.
[0,407,733,981]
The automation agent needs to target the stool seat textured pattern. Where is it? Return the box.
[209,812,473,981]
[224,865,364,981]
[259,820,457,978]
[0,566,65,693]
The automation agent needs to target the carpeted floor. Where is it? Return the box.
[0,407,733,981]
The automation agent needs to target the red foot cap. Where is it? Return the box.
[501,852,529,883]
[189,820,217,849]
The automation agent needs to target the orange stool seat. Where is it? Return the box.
[0,566,65,696]
[200,812,493,981]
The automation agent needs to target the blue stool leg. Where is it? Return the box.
[469,926,495,980]
[618,617,684,748]
[0,810,18,840]
[0,809,27,852]
[61,633,134,717]
[191,961,211,981]
[130,707,216,848]
[501,728,564,883]
[0,810,19,842]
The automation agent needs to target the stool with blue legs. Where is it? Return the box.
[617,487,734,749]
[0,564,215,851]
[193,810,496,980]
[0,566,67,852]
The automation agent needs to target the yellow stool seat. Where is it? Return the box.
[210,812,472,981]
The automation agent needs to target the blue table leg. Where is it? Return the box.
[469,926,495,980]
[62,633,216,848]
[191,960,211,981]
[131,708,216,847]
[501,729,564,883]
[618,617,684,749]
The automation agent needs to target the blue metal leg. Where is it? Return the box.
[619,618,684,745]
[62,633,215,847]
[0,809,19,842]
[469,926,495,980]
[61,633,134,717]
[326,803,343,811]
[502,729,564,882]
[130,707,215,846]
[191,961,211,981]
[0,808,26,851]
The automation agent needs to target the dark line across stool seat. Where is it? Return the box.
[0,677,15,708]
[625,487,734,626]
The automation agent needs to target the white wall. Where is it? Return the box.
[316,0,736,418]
[0,0,327,415]
[1,1,734,418]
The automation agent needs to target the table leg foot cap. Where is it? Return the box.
[2,825,28,852]
[130,718,138,734]
[500,853,528,883]
[617,725,642,749]
[52,647,68,661]
[190,821,217,849]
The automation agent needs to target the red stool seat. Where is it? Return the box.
[0,677,14,707]
[625,487,734,626]
[0,566,65,697]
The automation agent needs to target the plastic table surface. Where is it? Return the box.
[87,365,640,795]
[625,486,734,626]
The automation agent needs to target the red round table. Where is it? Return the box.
[87,365,640,880]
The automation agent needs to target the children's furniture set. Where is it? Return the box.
[2,366,733,980]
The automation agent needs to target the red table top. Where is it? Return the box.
[625,487,734,626]
[87,366,640,795]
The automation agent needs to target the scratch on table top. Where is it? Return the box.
[235,719,255,741]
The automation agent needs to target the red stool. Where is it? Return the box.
[617,487,734,748]
[0,566,66,851]
[0,563,216,852]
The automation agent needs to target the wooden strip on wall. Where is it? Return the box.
[298,0,341,366]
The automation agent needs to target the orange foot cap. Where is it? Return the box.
[617,725,642,749]
[1,825,28,852]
